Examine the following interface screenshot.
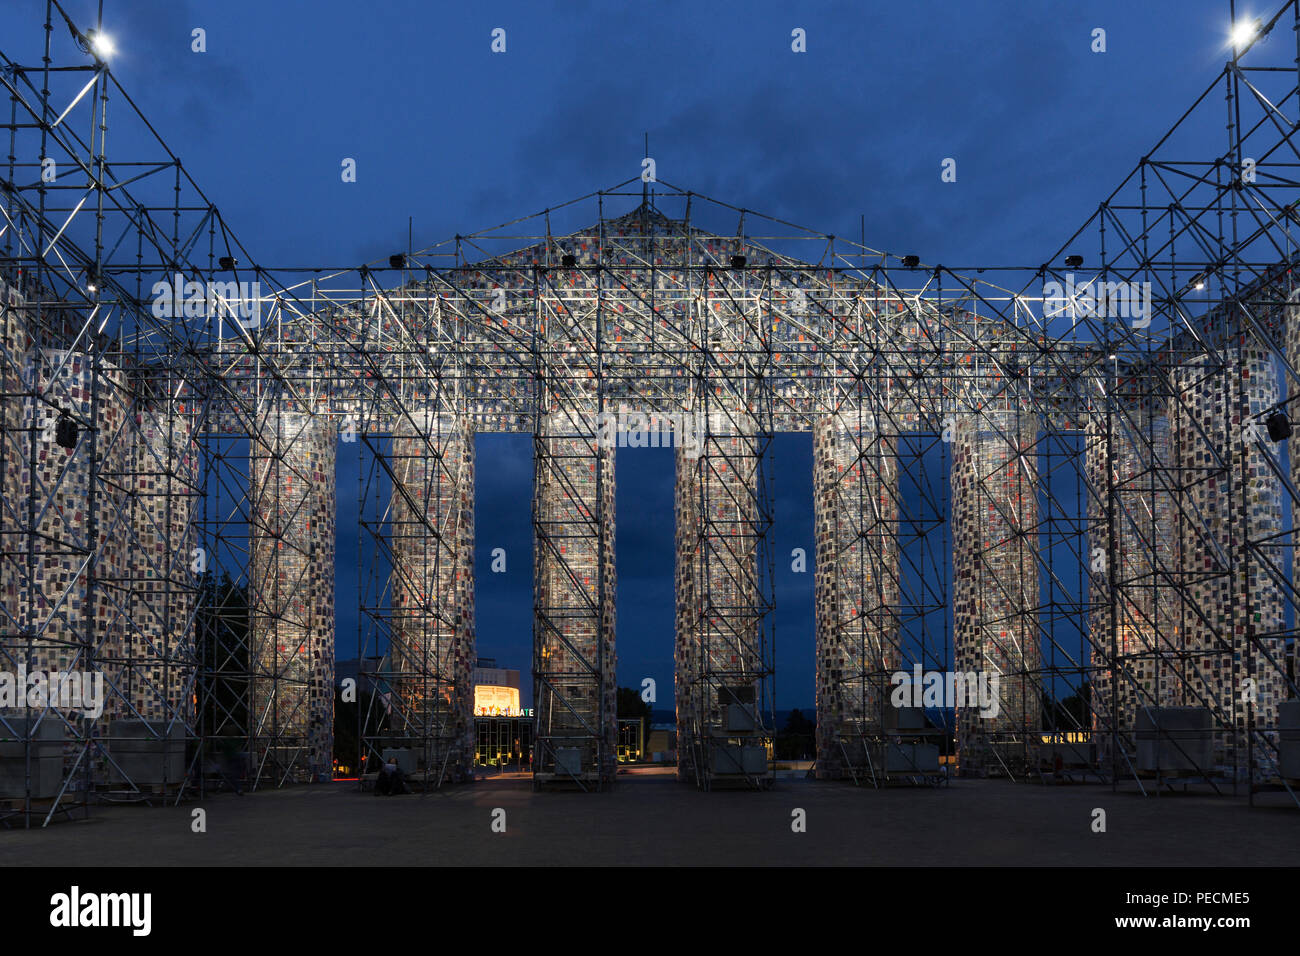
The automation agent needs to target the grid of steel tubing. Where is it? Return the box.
[3,1,1300,823]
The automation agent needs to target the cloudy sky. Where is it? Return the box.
[0,0,1254,707]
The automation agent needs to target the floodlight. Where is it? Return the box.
[1266,411,1292,442]
[55,414,78,449]
[88,30,114,59]
[1231,17,1267,51]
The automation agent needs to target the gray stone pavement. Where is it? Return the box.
[3,771,1299,866]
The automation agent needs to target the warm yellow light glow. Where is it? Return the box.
[474,684,520,716]
[1040,732,1090,744]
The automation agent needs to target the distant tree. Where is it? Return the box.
[617,685,653,724]
[1042,683,1091,732]
[776,708,816,760]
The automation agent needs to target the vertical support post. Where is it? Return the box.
[386,408,475,785]
[249,403,336,786]
[675,405,774,789]
[532,402,616,789]
[950,405,1041,775]
[812,411,899,779]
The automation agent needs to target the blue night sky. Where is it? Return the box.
[0,0,1253,708]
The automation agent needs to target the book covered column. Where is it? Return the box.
[1085,393,1181,766]
[1,315,129,804]
[1168,347,1286,774]
[674,405,773,789]
[950,403,1041,775]
[249,402,336,786]
[812,409,900,779]
[95,385,200,794]
[387,408,476,786]
[532,398,616,789]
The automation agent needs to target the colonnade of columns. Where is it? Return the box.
[237,358,1291,782]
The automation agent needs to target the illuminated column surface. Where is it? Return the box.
[674,410,768,782]
[1085,397,1180,760]
[2,344,128,709]
[249,405,336,783]
[812,411,899,779]
[112,399,200,725]
[950,407,1041,772]
[533,402,616,785]
[388,409,475,783]
[1169,347,1286,765]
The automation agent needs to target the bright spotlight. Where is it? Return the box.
[89,30,114,59]
[1231,18,1261,49]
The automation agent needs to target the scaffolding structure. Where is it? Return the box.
[352,402,475,788]
[248,403,335,785]
[675,409,777,790]
[5,0,1300,825]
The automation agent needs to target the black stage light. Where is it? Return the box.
[1266,411,1292,442]
[1065,255,1084,268]
[389,254,406,270]
[561,253,576,268]
[902,255,920,269]
[55,414,77,449]
[730,254,747,269]
[218,256,237,271]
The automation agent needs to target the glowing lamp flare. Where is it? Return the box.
[88,30,114,59]
[1231,18,1262,48]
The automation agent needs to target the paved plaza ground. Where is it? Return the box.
[3,768,1299,866]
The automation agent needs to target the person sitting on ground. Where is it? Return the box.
[380,756,407,795]
[374,756,395,796]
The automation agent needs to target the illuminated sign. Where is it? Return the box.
[474,684,531,717]
[476,707,535,718]
[1039,732,1090,744]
